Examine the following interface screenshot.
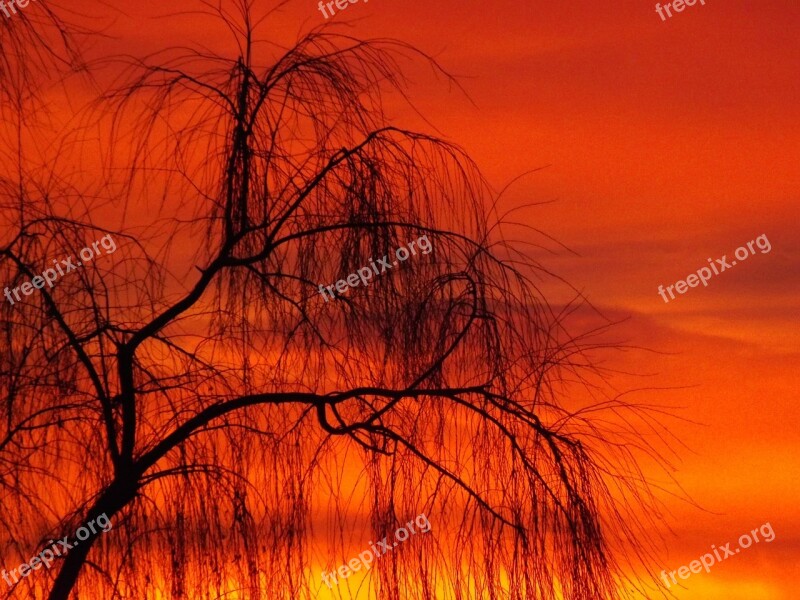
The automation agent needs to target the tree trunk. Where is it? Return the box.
[47,478,137,600]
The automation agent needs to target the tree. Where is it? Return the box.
[1,2,667,598]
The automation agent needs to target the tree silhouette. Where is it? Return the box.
[0,0,84,110]
[1,2,668,599]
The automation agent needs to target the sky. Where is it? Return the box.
[12,0,800,597]
[404,2,800,598]
[289,1,800,597]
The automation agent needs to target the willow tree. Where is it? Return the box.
[1,1,667,598]
[0,0,84,116]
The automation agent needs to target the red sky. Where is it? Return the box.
[303,1,800,597]
[32,0,800,597]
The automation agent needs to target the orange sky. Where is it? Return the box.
[22,0,800,597]
[359,3,800,597]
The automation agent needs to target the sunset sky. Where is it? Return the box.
[7,0,799,598]
[342,2,800,596]
[284,1,800,596]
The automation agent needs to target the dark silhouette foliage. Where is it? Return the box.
[0,2,670,598]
